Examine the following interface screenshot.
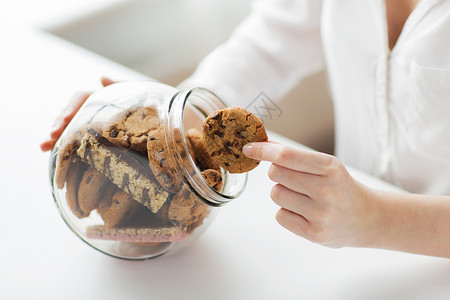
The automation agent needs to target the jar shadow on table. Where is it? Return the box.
[97,237,239,298]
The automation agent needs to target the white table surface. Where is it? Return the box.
[1,26,449,300]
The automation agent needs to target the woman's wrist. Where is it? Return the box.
[357,188,450,258]
[352,182,385,248]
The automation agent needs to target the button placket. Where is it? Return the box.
[375,53,390,176]
[372,0,393,178]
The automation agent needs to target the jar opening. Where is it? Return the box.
[164,88,247,206]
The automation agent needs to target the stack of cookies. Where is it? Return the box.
[55,106,222,243]
[55,105,267,244]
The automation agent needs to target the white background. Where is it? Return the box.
[0,2,448,299]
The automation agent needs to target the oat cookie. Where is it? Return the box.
[203,107,268,173]
[86,224,188,242]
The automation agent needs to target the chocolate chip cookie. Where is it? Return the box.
[146,125,182,193]
[97,189,141,229]
[55,126,96,189]
[103,106,160,155]
[55,138,80,189]
[185,128,219,171]
[203,107,268,173]
[65,160,89,218]
[168,185,209,227]
[201,169,223,192]
[77,168,109,216]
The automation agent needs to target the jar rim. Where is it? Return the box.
[163,87,248,206]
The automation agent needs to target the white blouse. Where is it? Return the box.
[180,0,450,195]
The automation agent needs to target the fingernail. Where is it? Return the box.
[242,144,253,156]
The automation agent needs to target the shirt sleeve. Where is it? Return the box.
[178,0,324,107]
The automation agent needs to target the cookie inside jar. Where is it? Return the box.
[54,104,223,250]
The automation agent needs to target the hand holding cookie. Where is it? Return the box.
[202,107,268,173]
[242,142,379,248]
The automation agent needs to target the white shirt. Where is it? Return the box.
[180,0,450,195]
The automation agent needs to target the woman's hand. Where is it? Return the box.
[243,142,380,248]
[40,78,116,152]
[244,141,450,257]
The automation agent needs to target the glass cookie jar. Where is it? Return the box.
[49,81,247,260]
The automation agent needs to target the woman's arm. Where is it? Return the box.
[369,190,450,257]
[243,142,450,258]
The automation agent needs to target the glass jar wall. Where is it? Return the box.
[50,81,247,260]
